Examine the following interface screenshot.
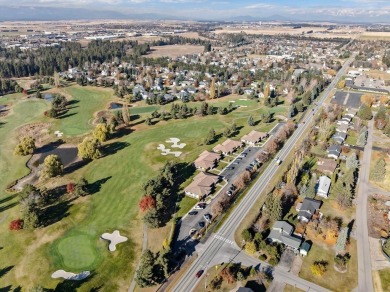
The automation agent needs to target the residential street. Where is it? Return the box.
[172,55,356,292]
[355,118,375,292]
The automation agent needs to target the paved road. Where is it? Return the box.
[355,118,374,292]
[172,55,356,292]
[174,123,286,251]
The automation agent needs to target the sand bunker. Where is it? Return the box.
[101,230,128,252]
[157,144,182,157]
[54,130,63,137]
[51,270,90,280]
[165,137,186,149]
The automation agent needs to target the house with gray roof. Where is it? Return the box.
[332,132,347,144]
[316,176,331,198]
[267,221,302,250]
[296,198,322,222]
[327,144,341,159]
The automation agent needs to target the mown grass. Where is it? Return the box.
[299,240,358,292]
[0,88,290,291]
[51,85,113,137]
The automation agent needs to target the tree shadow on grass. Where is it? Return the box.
[0,121,6,128]
[86,176,112,195]
[39,198,75,227]
[0,285,12,292]
[63,160,89,175]
[110,128,133,140]
[0,202,18,213]
[67,100,79,106]
[102,141,130,157]
[0,194,17,205]
[57,112,77,119]
[0,266,13,279]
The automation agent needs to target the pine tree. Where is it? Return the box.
[370,158,386,182]
[136,249,155,287]
[247,115,255,126]
[204,128,216,145]
[209,78,216,99]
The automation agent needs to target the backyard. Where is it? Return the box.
[299,240,358,292]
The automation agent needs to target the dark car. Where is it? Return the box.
[195,270,204,278]
[199,221,205,228]
[188,211,198,215]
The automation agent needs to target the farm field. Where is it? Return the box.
[146,44,204,58]
[0,85,289,290]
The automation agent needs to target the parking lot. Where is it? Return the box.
[173,123,286,251]
[331,90,362,109]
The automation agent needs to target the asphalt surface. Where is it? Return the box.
[173,124,286,252]
[355,118,374,292]
[172,54,356,292]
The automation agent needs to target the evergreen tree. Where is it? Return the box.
[370,158,386,182]
[357,104,372,120]
[136,249,156,287]
[204,128,216,145]
[247,115,255,126]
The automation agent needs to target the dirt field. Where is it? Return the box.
[360,32,390,40]
[215,26,363,39]
[146,44,204,58]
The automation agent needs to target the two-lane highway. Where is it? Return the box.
[172,55,356,292]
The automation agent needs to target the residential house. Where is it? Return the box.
[296,198,322,222]
[194,151,220,171]
[332,132,347,144]
[184,172,220,200]
[241,130,268,146]
[267,221,302,250]
[316,158,338,175]
[336,124,349,134]
[327,144,341,159]
[316,176,331,198]
[213,139,242,155]
[337,115,352,125]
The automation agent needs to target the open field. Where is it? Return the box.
[146,45,204,58]
[0,86,290,290]
[215,26,363,39]
[377,268,390,292]
[360,32,390,40]
[299,240,358,292]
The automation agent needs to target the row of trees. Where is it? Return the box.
[139,162,181,228]
[0,78,23,95]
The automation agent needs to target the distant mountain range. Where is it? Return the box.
[0,6,389,24]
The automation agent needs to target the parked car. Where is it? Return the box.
[189,229,197,236]
[198,221,205,228]
[233,161,240,165]
[195,270,204,278]
[226,190,232,196]
[203,214,212,222]
[194,203,206,210]
[226,166,235,170]
[188,211,198,215]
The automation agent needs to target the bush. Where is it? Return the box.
[9,219,23,230]
[310,260,328,276]
[259,254,267,261]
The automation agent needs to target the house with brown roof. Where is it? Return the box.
[194,151,220,171]
[316,158,338,175]
[213,139,242,155]
[184,172,220,199]
[241,130,268,146]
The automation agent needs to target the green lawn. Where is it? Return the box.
[0,89,290,291]
[345,130,358,146]
[299,240,358,292]
[131,105,160,115]
[52,86,113,137]
[377,268,390,292]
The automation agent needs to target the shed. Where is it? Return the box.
[300,241,312,256]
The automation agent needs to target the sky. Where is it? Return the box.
[1,0,390,21]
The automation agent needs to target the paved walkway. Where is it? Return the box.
[129,224,148,292]
[355,119,375,292]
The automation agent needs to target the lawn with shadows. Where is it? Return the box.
[52,86,113,137]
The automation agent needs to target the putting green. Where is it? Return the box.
[56,234,99,270]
